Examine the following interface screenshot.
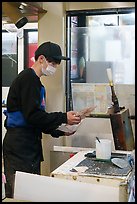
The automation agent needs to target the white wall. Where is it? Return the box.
[38,2,67,175]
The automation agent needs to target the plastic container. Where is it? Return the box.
[96,139,112,161]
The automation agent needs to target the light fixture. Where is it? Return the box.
[21,2,28,7]
[2,2,28,29]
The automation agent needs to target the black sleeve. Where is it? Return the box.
[42,128,65,138]
[19,70,67,130]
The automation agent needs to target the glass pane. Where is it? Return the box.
[70,25,135,84]
[87,14,118,26]
[2,31,18,87]
[119,13,135,25]
[24,30,38,68]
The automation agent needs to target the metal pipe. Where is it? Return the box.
[87,113,135,120]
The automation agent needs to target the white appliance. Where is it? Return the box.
[50,150,134,202]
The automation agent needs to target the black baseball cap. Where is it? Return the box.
[35,41,70,61]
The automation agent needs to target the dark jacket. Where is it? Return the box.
[4,68,67,137]
[3,68,67,167]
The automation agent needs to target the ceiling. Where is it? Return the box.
[2,2,47,23]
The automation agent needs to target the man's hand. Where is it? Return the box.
[67,111,81,125]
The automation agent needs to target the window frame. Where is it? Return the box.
[66,7,135,111]
[24,29,38,69]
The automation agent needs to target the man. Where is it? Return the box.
[3,41,81,198]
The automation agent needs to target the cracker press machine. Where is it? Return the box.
[106,68,135,151]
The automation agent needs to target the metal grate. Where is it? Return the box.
[76,157,132,176]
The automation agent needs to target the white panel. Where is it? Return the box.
[14,171,119,202]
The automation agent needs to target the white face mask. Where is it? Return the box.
[42,64,56,76]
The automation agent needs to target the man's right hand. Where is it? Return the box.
[67,111,81,125]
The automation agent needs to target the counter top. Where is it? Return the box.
[50,149,135,202]
[50,149,132,180]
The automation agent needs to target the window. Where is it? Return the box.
[2,23,38,103]
[24,29,38,68]
[66,8,135,111]
[2,31,18,87]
